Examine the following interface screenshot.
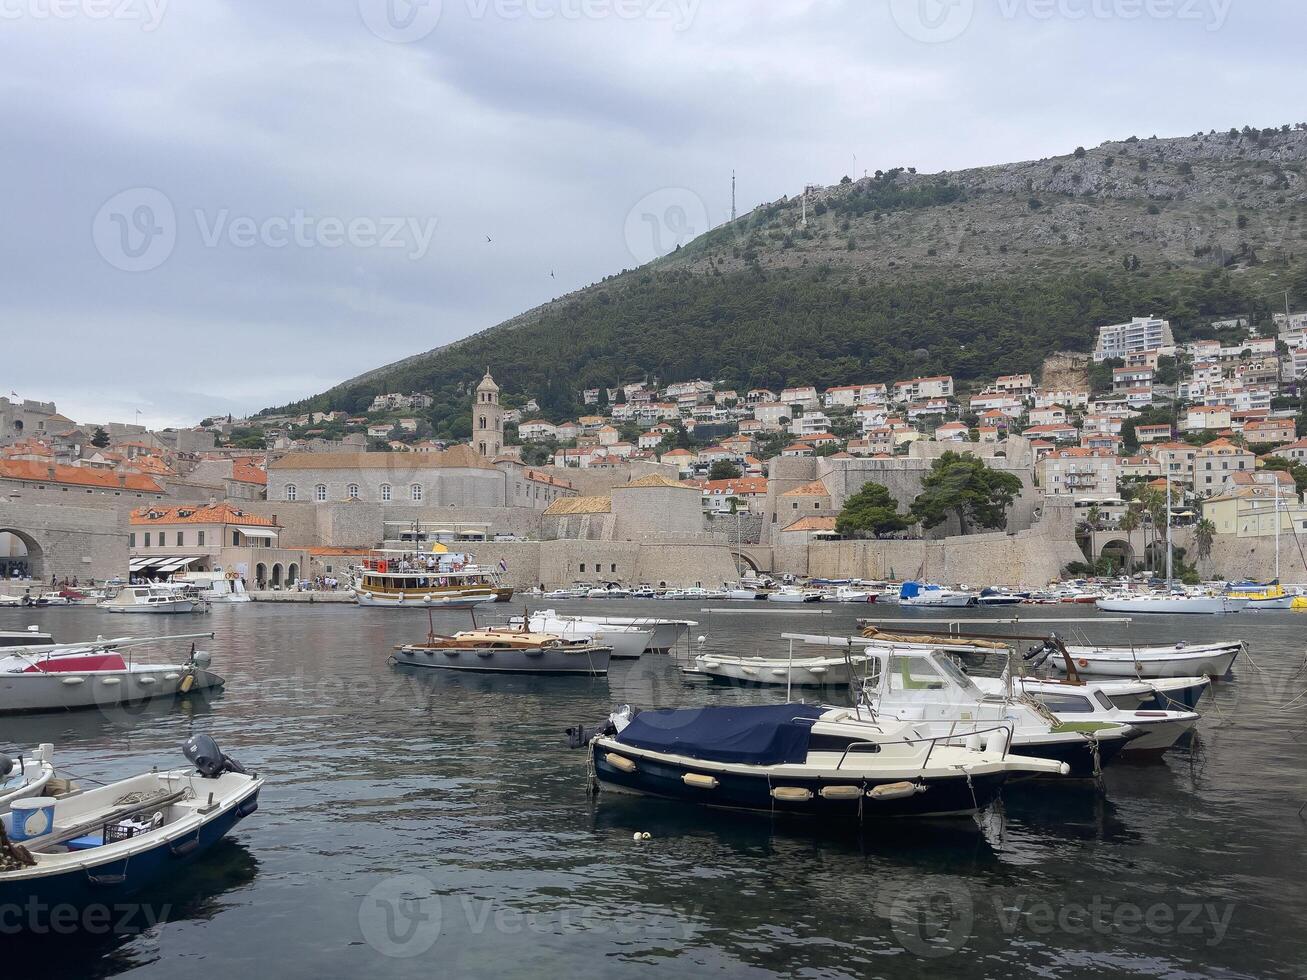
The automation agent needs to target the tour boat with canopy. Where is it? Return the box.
[352,544,512,608]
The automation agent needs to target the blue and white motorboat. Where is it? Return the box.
[898,582,976,608]
[0,737,262,919]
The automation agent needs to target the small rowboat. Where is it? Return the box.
[1048,641,1243,679]
[0,745,54,813]
[683,653,873,687]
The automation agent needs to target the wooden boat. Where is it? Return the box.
[0,634,223,715]
[0,745,54,812]
[394,628,611,676]
[0,737,261,920]
[578,704,1069,821]
[352,547,511,608]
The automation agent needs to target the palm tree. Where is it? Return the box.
[1195,519,1216,561]
[1118,506,1140,572]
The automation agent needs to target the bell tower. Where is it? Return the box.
[474,368,503,458]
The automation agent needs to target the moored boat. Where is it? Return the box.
[898,583,976,608]
[1094,592,1238,615]
[352,546,510,608]
[0,736,262,920]
[393,628,611,676]
[575,703,1069,821]
[0,745,55,812]
[99,584,197,614]
[683,652,873,687]
[1034,638,1243,679]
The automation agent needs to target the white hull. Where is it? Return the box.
[103,599,197,614]
[394,644,611,675]
[355,590,497,609]
[900,595,974,608]
[1053,642,1241,678]
[1242,595,1295,610]
[0,664,224,714]
[688,654,868,686]
[0,749,54,812]
[1095,596,1233,615]
[568,617,693,653]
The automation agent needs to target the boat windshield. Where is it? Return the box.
[886,652,983,699]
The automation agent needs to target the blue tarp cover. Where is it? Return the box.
[616,704,826,765]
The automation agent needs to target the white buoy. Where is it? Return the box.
[697,635,707,644]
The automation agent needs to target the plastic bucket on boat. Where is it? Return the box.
[9,796,56,841]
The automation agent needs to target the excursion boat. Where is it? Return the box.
[506,612,654,660]
[99,584,197,614]
[351,547,511,608]
[0,736,262,920]
[393,628,611,676]
[1030,638,1243,679]
[0,634,224,715]
[574,703,1069,822]
[0,745,55,812]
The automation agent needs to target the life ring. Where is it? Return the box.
[1077,659,1089,669]
[226,571,238,580]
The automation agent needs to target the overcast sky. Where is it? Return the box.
[2,0,1303,428]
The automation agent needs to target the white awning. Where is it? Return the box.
[128,557,156,571]
[156,556,204,573]
[130,555,204,573]
[235,526,278,540]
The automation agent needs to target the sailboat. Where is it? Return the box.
[1096,470,1241,615]
[1228,480,1295,610]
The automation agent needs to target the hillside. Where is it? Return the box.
[267,124,1307,426]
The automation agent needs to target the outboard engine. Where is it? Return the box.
[565,706,642,749]
[0,753,12,780]
[1023,641,1055,669]
[182,734,249,779]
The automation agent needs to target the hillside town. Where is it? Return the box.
[5,311,1307,593]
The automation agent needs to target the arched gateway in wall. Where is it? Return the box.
[0,527,46,582]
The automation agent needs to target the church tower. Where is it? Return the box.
[474,368,503,458]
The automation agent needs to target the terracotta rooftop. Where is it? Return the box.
[782,479,831,497]
[0,460,163,493]
[130,503,278,527]
[621,474,695,490]
[781,516,838,533]
[543,496,612,516]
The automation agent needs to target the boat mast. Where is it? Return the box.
[1165,467,1174,586]
[1274,478,1282,582]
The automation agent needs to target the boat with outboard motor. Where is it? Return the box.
[683,651,874,687]
[898,583,976,608]
[0,736,262,918]
[0,633,223,714]
[99,584,197,614]
[571,702,1070,821]
[0,745,54,812]
[1027,636,1243,679]
[395,627,611,675]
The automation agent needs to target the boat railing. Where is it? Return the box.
[830,722,1015,772]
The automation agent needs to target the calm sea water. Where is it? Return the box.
[2,601,1305,979]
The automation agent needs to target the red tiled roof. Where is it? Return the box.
[0,460,163,493]
[130,503,278,526]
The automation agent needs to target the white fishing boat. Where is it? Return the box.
[0,633,224,714]
[174,571,251,604]
[723,584,772,601]
[0,745,55,812]
[971,676,1198,756]
[586,584,632,599]
[898,583,976,607]
[99,584,197,614]
[506,612,653,660]
[543,586,589,600]
[1032,638,1243,679]
[684,652,873,687]
[770,585,823,603]
[393,628,611,676]
[827,586,874,603]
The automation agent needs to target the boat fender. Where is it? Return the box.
[808,666,828,676]
[179,672,196,694]
[819,786,862,801]
[0,754,10,779]
[965,734,983,753]
[867,781,924,801]
[632,832,652,842]
[770,787,812,802]
[604,753,638,773]
[683,773,719,790]
[984,730,1009,755]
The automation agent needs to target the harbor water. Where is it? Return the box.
[2,601,1305,979]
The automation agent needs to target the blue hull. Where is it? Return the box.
[0,785,260,912]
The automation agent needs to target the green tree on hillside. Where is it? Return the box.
[708,460,743,481]
[90,427,110,448]
[835,482,909,539]
[909,452,1022,535]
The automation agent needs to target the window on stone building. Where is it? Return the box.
[315,484,327,502]
[381,484,392,502]
[286,484,297,501]
[198,531,205,546]
[580,564,586,573]
[411,484,423,502]
[177,532,184,546]
[347,484,360,500]
[144,532,151,547]
[129,533,135,547]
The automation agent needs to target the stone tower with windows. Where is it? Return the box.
[474,369,503,458]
